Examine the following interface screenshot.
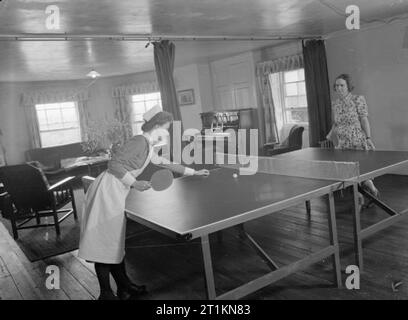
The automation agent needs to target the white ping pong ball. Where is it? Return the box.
[233,173,238,178]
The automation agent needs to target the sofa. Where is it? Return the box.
[25,142,107,183]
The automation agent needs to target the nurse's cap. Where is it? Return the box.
[143,105,162,122]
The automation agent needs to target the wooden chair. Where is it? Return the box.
[0,164,77,239]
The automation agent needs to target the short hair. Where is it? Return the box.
[334,74,354,92]
[141,111,174,132]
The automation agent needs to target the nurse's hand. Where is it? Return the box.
[131,180,151,191]
[195,169,210,176]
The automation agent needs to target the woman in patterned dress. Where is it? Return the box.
[79,106,209,300]
[327,74,378,198]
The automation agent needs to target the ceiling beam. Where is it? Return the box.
[0,34,323,42]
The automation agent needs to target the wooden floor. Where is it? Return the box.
[1,174,408,300]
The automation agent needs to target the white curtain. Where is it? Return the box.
[269,73,284,136]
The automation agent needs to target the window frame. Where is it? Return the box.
[279,69,309,126]
[130,92,162,135]
[35,101,82,147]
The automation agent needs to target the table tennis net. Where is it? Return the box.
[215,153,360,182]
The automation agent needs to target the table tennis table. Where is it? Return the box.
[125,148,408,299]
[275,148,408,271]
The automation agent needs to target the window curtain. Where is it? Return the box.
[21,89,90,148]
[256,54,304,147]
[153,40,183,161]
[256,74,279,147]
[302,40,332,147]
[112,80,160,141]
[153,40,182,122]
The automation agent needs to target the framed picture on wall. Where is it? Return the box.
[177,89,195,106]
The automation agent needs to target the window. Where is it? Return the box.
[272,68,308,125]
[35,102,81,147]
[131,92,162,135]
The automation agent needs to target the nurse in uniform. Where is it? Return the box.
[78,106,209,300]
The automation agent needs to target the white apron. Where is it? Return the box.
[78,147,153,264]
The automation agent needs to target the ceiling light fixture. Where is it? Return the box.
[86,68,101,79]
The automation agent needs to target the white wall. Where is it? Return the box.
[174,64,203,131]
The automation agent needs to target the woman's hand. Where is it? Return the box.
[195,169,210,176]
[131,180,151,191]
[366,138,375,150]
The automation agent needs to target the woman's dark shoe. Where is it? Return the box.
[98,290,119,300]
[117,284,148,300]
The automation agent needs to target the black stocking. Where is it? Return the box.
[110,260,131,290]
[94,263,113,294]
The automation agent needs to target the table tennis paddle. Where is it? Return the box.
[150,168,174,191]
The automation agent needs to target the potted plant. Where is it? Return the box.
[81,118,131,157]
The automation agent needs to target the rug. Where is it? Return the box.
[0,188,147,262]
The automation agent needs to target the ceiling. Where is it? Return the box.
[0,0,408,82]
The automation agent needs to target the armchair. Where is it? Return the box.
[263,125,305,156]
[0,163,77,239]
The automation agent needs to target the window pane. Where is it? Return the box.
[284,70,298,83]
[132,122,143,136]
[36,110,47,129]
[298,82,306,95]
[299,95,308,107]
[132,101,146,115]
[130,91,162,135]
[132,94,146,102]
[145,100,161,111]
[298,69,305,81]
[145,92,160,101]
[285,83,298,96]
[46,109,62,124]
[61,108,77,123]
[285,96,298,108]
[286,110,309,124]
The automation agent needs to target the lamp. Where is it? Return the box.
[86,68,101,79]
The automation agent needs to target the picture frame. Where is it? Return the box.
[178,89,195,106]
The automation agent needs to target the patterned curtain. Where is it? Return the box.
[23,106,42,148]
[77,99,90,141]
[256,74,279,146]
[112,93,133,141]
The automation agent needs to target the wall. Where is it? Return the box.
[174,64,203,131]
[326,20,408,173]
[0,65,211,164]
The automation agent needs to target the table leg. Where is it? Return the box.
[201,235,217,300]
[327,192,342,288]
[352,183,364,271]
[306,200,311,218]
